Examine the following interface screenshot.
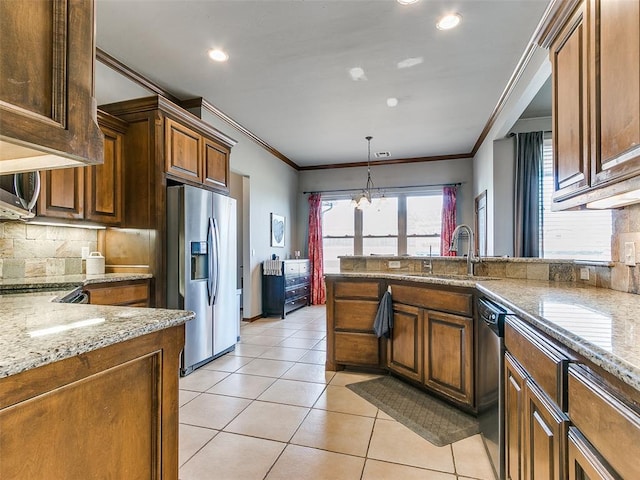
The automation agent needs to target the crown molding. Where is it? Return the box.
[299,152,472,171]
[181,97,299,170]
[96,48,180,104]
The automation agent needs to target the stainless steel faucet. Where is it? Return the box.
[450,224,480,275]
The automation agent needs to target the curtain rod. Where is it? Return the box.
[303,182,462,195]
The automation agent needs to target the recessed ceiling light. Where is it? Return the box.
[397,0,419,5]
[208,49,229,62]
[386,97,399,107]
[436,13,462,30]
[349,67,367,81]
[397,57,424,69]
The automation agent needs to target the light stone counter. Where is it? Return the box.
[0,285,193,379]
[476,279,640,392]
[0,272,154,294]
[326,272,640,391]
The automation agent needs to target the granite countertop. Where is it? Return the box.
[476,279,640,391]
[0,273,154,294]
[325,271,498,288]
[326,272,640,391]
[0,275,193,379]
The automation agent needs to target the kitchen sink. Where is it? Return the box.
[408,273,502,281]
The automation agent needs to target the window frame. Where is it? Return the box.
[321,191,443,271]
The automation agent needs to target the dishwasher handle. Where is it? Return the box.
[477,297,508,337]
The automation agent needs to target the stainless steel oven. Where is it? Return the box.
[476,296,509,480]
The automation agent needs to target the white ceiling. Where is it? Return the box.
[95,0,551,168]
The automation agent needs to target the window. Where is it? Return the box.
[322,199,354,273]
[322,192,443,273]
[406,195,443,256]
[541,138,612,260]
[362,197,398,256]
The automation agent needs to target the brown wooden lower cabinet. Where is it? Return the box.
[326,278,384,371]
[567,427,618,480]
[387,303,422,382]
[568,365,640,479]
[0,325,184,480]
[84,278,151,307]
[505,352,526,480]
[523,379,569,480]
[423,309,473,406]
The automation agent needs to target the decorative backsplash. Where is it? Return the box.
[339,256,612,288]
[0,222,98,278]
[611,203,640,294]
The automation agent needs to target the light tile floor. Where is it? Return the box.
[179,305,496,480]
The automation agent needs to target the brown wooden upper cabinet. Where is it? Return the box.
[0,0,103,174]
[541,0,640,209]
[37,112,127,226]
[164,118,230,190]
[102,96,234,198]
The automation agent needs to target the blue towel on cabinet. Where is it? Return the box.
[373,290,393,338]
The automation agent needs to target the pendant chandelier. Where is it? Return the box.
[353,136,375,209]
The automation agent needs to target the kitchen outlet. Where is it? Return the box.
[388,261,401,269]
[624,241,636,266]
[81,246,90,259]
[580,267,590,280]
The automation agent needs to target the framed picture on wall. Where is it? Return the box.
[270,213,285,247]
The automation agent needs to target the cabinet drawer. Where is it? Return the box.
[284,295,308,313]
[86,281,150,307]
[334,299,378,331]
[284,263,300,276]
[334,332,380,366]
[504,316,568,405]
[390,284,472,316]
[334,281,380,299]
[568,365,640,480]
[285,284,310,300]
[286,275,310,288]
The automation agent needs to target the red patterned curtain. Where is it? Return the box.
[307,193,326,305]
[440,186,457,256]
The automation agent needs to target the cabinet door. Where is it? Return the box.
[38,168,84,219]
[567,428,619,480]
[523,380,569,480]
[591,0,640,185]
[505,352,526,480]
[203,137,229,191]
[0,0,103,169]
[165,117,202,182]
[551,2,590,201]
[423,310,473,406]
[387,303,422,382]
[85,120,124,225]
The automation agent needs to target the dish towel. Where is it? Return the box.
[373,287,393,338]
[263,260,283,276]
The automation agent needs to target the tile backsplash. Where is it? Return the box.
[611,203,640,294]
[0,222,98,278]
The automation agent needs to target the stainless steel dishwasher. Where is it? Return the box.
[476,296,509,480]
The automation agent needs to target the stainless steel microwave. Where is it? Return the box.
[0,171,40,220]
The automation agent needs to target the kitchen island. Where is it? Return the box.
[0,280,192,480]
[326,269,640,479]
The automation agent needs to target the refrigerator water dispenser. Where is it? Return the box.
[190,241,209,280]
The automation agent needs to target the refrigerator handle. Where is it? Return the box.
[212,217,221,305]
[207,217,215,306]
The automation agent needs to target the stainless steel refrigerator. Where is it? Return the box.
[167,184,237,376]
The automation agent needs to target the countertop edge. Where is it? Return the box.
[1,308,194,379]
[476,283,640,392]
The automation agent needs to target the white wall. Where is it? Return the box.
[193,108,299,319]
[473,46,551,255]
[298,158,475,255]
